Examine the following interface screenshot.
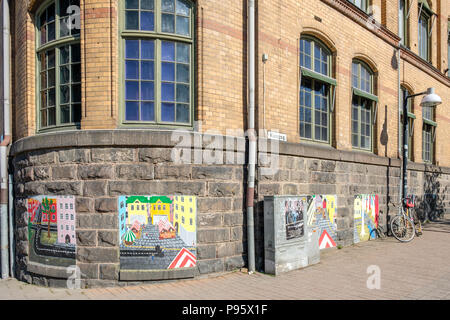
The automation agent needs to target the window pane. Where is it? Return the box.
[60,85,70,104]
[61,105,71,124]
[48,69,56,87]
[141,0,154,10]
[48,50,55,68]
[126,40,139,59]
[126,101,139,120]
[162,14,175,33]
[161,103,175,122]
[176,64,189,83]
[126,11,139,30]
[162,0,175,12]
[141,40,154,59]
[176,84,189,103]
[71,44,81,62]
[162,41,175,61]
[72,84,81,102]
[176,16,189,36]
[126,60,139,79]
[176,43,190,63]
[140,11,154,31]
[141,61,154,80]
[141,102,154,121]
[162,83,175,101]
[126,0,139,9]
[126,81,139,100]
[162,62,175,81]
[48,107,56,126]
[176,0,190,15]
[141,81,154,101]
[48,89,56,106]
[41,108,48,127]
[71,64,81,82]
[176,104,189,123]
[61,46,70,64]
[60,66,70,84]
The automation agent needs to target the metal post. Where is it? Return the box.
[246,0,256,274]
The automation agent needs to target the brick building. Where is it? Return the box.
[0,0,449,287]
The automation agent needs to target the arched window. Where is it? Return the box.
[400,86,415,160]
[347,0,369,13]
[121,0,194,126]
[36,0,81,130]
[351,60,378,151]
[299,36,336,143]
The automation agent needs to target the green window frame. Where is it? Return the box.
[400,87,415,160]
[399,0,410,47]
[418,4,431,62]
[422,106,436,163]
[299,37,335,144]
[351,60,377,151]
[347,0,369,13]
[36,0,81,131]
[120,0,195,128]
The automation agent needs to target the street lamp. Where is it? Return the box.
[401,87,442,205]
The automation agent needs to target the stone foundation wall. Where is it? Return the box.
[11,130,247,288]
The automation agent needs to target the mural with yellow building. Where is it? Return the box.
[126,196,149,225]
[149,196,172,225]
[173,196,196,246]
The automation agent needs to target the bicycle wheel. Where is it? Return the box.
[390,214,415,242]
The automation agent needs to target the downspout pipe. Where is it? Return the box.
[246,0,256,274]
[1,0,11,279]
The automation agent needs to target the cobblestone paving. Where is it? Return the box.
[1,215,449,300]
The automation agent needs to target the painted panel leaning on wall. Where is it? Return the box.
[27,196,76,267]
[118,195,197,271]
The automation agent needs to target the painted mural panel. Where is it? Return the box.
[307,195,338,249]
[353,194,379,243]
[118,195,197,270]
[27,196,76,267]
[284,197,307,240]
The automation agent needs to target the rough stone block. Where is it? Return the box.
[95,198,117,213]
[97,230,118,247]
[45,181,82,195]
[76,197,94,213]
[78,165,114,180]
[198,213,223,227]
[155,165,191,179]
[197,259,224,274]
[208,182,240,197]
[197,228,230,243]
[115,164,154,180]
[192,166,234,180]
[224,255,246,271]
[77,247,119,263]
[91,148,134,163]
[139,148,173,163]
[52,165,77,180]
[197,197,232,213]
[197,244,216,260]
[77,230,97,246]
[99,264,119,280]
[58,149,90,163]
[83,181,107,196]
[34,167,51,180]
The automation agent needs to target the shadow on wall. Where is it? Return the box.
[416,166,447,222]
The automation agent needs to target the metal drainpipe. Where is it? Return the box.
[246,0,256,274]
[397,0,403,212]
[0,0,11,279]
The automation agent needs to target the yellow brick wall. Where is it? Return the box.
[10,0,450,166]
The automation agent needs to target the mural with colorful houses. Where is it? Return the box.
[118,195,197,271]
[27,196,76,267]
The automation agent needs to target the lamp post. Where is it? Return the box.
[401,87,442,206]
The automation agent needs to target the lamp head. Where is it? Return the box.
[420,88,442,108]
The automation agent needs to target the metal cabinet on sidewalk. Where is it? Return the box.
[264,196,320,275]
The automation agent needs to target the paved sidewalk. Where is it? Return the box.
[1,215,449,300]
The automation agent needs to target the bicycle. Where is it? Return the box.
[390,197,422,243]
